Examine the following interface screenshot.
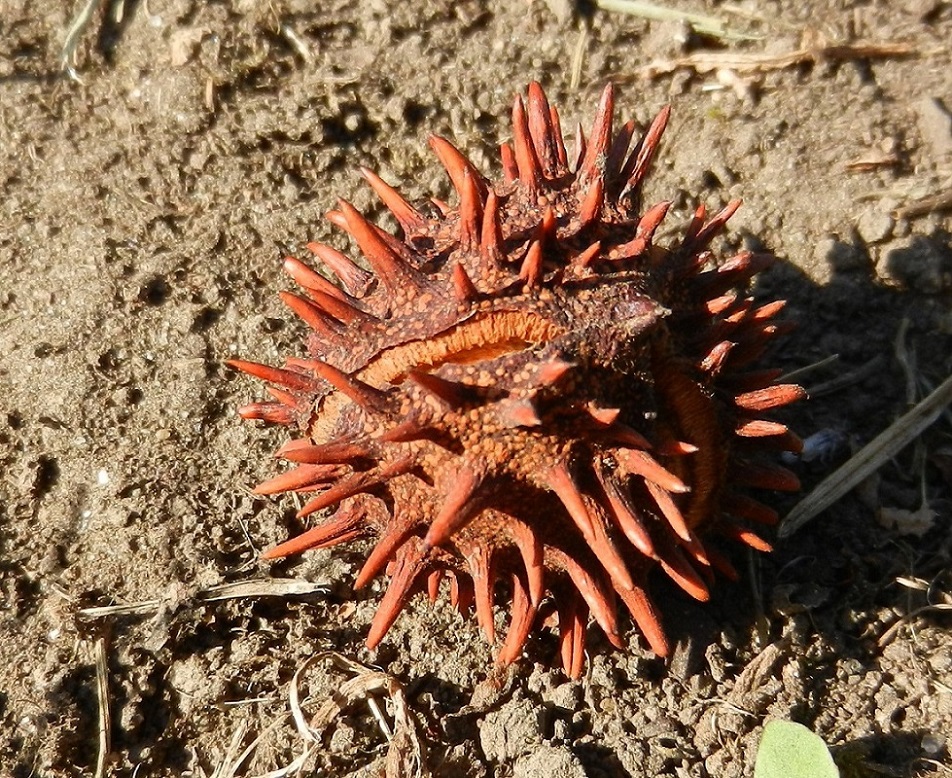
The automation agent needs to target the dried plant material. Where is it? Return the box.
[780,372,952,537]
[640,35,918,79]
[61,0,105,82]
[780,354,841,384]
[877,505,938,537]
[878,576,952,647]
[294,652,429,778]
[714,67,758,101]
[804,355,885,398]
[893,186,952,219]
[77,578,330,620]
[595,0,759,42]
[845,149,902,172]
[727,639,789,710]
[169,27,207,67]
[198,579,331,602]
[92,637,111,778]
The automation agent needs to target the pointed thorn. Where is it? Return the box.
[700,340,735,376]
[497,397,542,428]
[279,291,342,338]
[360,167,426,233]
[704,292,739,316]
[429,134,486,199]
[512,94,543,191]
[721,492,780,525]
[451,261,480,302]
[558,595,586,679]
[645,480,692,542]
[427,569,444,602]
[751,299,787,322]
[355,519,418,589]
[378,419,435,444]
[458,168,484,248]
[571,121,586,173]
[510,519,545,607]
[520,239,544,287]
[586,404,621,427]
[276,438,371,464]
[338,200,425,294]
[554,549,622,650]
[306,241,373,297]
[620,105,671,200]
[606,118,636,188]
[424,463,483,548]
[579,82,614,179]
[480,189,505,265]
[659,546,710,601]
[731,460,801,492]
[297,457,414,519]
[720,522,773,553]
[526,81,558,176]
[496,572,536,666]
[571,241,602,271]
[735,384,807,411]
[227,359,319,393]
[545,463,595,541]
[366,541,428,650]
[617,585,670,656]
[616,449,689,493]
[266,386,308,411]
[499,142,518,184]
[305,359,389,411]
[261,506,365,559]
[468,547,497,643]
[283,256,347,302]
[535,358,576,386]
[549,104,568,170]
[597,470,657,558]
[409,369,478,407]
[735,419,790,438]
[685,199,743,253]
[656,438,699,456]
[253,464,341,495]
[579,176,604,228]
[237,402,295,425]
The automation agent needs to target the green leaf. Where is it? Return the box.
[754,720,840,778]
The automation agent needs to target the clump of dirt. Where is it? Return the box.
[1,1,950,776]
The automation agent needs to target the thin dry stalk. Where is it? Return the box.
[77,578,330,620]
[803,355,885,398]
[639,37,920,79]
[780,372,952,537]
[595,0,758,42]
[894,187,952,220]
[93,636,111,778]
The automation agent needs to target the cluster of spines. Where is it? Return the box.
[228,82,804,677]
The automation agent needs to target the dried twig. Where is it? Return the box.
[77,578,330,620]
[595,0,759,42]
[780,373,952,537]
[640,38,919,79]
[61,0,107,82]
[893,187,952,220]
[802,355,885,399]
[92,637,111,778]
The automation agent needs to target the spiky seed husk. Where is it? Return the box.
[230,82,803,678]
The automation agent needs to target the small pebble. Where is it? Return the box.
[513,744,587,778]
[856,207,894,244]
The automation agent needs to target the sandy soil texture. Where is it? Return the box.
[2,1,951,776]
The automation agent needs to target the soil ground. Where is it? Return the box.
[1,1,952,776]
